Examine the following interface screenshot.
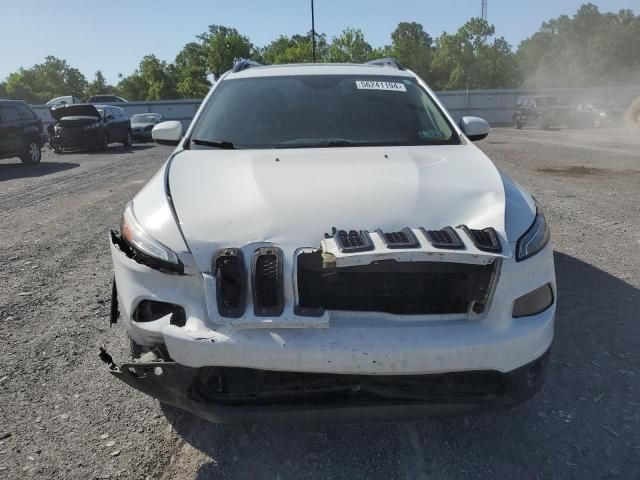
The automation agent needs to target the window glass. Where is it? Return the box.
[16,104,36,120]
[0,105,21,122]
[190,75,459,149]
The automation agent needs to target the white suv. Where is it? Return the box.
[104,59,556,423]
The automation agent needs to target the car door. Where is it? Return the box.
[0,104,23,154]
[105,108,119,141]
[117,108,130,141]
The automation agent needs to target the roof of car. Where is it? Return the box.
[227,63,416,80]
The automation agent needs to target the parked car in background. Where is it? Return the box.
[0,99,45,164]
[575,102,624,128]
[48,104,132,152]
[130,113,163,142]
[513,95,576,129]
[46,95,83,107]
[87,94,128,104]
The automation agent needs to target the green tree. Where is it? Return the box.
[517,4,640,87]
[198,25,255,78]
[261,33,328,64]
[116,55,177,100]
[173,42,211,98]
[327,28,373,63]
[431,18,520,90]
[2,56,88,103]
[388,22,433,79]
[85,70,112,98]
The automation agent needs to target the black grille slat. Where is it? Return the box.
[379,228,420,249]
[252,247,284,316]
[462,226,502,253]
[422,227,465,249]
[214,249,246,318]
[329,228,374,253]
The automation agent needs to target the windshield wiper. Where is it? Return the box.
[190,138,236,149]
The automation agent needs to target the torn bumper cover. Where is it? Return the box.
[103,348,550,423]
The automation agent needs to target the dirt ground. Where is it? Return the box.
[1,127,639,479]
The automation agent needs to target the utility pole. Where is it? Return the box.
[481,0,487,21]
[311,0,316,62]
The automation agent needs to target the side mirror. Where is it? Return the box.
[106,114,115,120]
[152,121,183,146]
[459,116,490,141]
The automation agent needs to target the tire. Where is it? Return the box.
[100,133,109,151]
[537,115,548,130]
[130,338,150,360]
[123,130,133,147]
[626,96,640,130]
[20,140,42,164]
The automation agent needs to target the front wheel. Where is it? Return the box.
[99,133,109,151]
[123,130,133,147]
[20,140,42,164]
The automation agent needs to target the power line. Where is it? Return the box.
[311,0,316,62]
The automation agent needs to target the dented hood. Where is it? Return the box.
[168,145,506,272]
[50,103,101,121]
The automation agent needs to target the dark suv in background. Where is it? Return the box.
[49,104,132,152]
[513,95,576,129]
[0,99,45,164]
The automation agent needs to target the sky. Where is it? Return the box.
[0,0,638,84]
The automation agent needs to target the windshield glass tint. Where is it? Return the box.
[189,75,458,148]
[131,114,156,123]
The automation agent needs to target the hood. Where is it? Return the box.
[50,104,100,121]
[167,145,508,273]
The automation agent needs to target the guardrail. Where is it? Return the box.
[31,86,640,130]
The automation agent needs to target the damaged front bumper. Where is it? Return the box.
[102,348,550,423]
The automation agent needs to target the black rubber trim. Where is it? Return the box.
[460,226,502,253]
[252,247,284,317]
[329,228,374,253]
[110,278,119,326]
[213,248,246,318]
[377,228,420,249]
[421,227,465,250]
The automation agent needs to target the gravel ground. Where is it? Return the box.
[0,128,639,479]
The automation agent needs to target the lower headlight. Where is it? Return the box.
[513,283,554,317]
[516,203,551,261]
[121,202,182,271]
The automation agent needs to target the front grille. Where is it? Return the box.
[252,247,284,316]
[464,227,502,253]
[328,227,374,253]
[297,250,496,315]
[213,249,246,318]
[422,227,465,249]
[379,228,420,249]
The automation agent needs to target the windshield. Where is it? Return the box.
[535,97,560,107]
[131,114,157,123]
[188,75,459,149]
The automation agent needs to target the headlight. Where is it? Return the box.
[121,202,182,271]
[516,203,550,261]
[83,122,100,131]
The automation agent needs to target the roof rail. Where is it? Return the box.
[364,58,405,70]
[233,59,262,73]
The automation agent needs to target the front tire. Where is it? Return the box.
[20,140,42,164]
[123,130,133,147]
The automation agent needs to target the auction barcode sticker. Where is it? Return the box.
[355,80,407,92]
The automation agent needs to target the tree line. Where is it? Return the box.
[1,3,638,104]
